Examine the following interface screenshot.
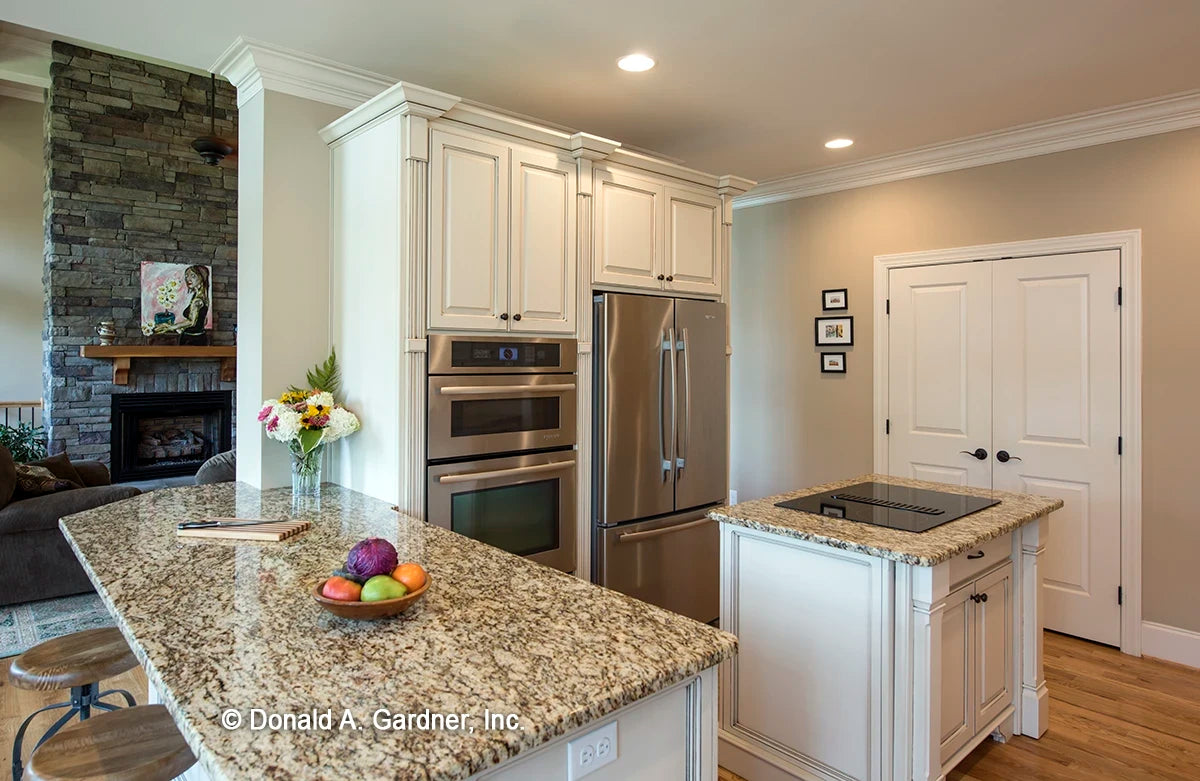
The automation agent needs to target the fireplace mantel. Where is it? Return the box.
[79,345,236,385]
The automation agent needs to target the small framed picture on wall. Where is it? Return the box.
[822,288,848,310]
[815,316,853,346]
[821,352,847,373]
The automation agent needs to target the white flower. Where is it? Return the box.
[308,391,335,409]
[322,406,361,444]
[266,405,303,443]
[141,323,153,335]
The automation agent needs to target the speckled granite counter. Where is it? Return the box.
[709,473,1062,566]
[60,483,736,781]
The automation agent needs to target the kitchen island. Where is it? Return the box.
[59,483,736,780]
[710,475,1062,781]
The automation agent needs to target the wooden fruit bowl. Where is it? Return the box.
[311,575,431,620]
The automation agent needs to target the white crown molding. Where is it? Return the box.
[210,37,394,110]
[0,80,43,102]
[319,81,462,144]
[735,89,1200,209]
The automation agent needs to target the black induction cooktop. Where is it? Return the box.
[775,481,1000,533]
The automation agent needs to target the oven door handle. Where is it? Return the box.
[617,517,712,543]
[437,460,575,484]
[438,383,576,396]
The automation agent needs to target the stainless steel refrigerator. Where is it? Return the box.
[592,292,726,624]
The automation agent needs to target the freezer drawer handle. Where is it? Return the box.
[439,383,576,396]
[437,460,574,484]
[617,517,713,543]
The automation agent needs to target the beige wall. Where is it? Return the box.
[730,127,1200,633]
[0,96,45,404]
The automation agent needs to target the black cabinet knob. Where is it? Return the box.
[959,448,988,461]
[657,274,665,281]
[512,313,522,321]
[666,275,673,282]
[499,313,509,321]
[996,450,1022,463]
[980,593,989,603]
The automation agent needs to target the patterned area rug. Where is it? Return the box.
[0,593,116,658]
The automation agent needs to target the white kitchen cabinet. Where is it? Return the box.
[939,583,974,765]
[665,186,722,296]
[975,564,1013,728]
[509,146,576,333]
[429,128,509,331]
[429,126,576,333]
[593,165,664,290]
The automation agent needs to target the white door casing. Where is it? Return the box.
[509,146,577,333]
[888,262,993,489]
[665,186,722,296]
[992,251,1122,646]
[593,165,664,289]
[429,128,508,330]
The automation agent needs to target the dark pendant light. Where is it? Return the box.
[191,73,234,166]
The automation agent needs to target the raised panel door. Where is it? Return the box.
[974,563,1013,729]
[429,128,508,331]
[509,146,576,333]
[593,166,664,290]
[939,583,974,765]
[665,186,722,297]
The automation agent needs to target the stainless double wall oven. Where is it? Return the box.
[426,335,577,573]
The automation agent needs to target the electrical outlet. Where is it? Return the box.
[729,489,738,505]
[568,721,618,780]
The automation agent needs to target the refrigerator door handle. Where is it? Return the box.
[617,517,712,543]
[659,329,672,480]
[677,327,691,478]
[666,327,677,480]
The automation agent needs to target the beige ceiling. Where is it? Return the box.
[2,0,1199,181]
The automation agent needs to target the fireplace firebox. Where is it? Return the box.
[111,391,232,483]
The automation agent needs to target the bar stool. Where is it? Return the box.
[9,627,139,781]
[26,705,196,781]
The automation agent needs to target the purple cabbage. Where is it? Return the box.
[345,538,398,580]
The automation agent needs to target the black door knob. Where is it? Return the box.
[499,313,509,321]
[512,313,522,321]
[996,450,1022,463]
[959,448,988,461]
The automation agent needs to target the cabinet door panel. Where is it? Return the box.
[665,187,722,296]
[939,583,974,765]
[510,147,576,333]
[975,563,1013,728]
[429,129,508,330]
[593,166,663,290]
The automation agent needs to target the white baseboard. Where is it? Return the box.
[1141,621,1200,669]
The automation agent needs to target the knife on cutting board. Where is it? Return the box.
[176,518,285,530]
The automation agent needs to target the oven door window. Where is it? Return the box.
[450,397,560,438]
[450,478,560,557]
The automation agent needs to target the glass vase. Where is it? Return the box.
[290,443,324,497]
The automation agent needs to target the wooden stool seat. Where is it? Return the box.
[26,705,195,781]
[8,628,138,692]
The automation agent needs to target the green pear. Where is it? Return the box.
[360,575,408,602]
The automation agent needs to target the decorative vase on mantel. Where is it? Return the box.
[290,442,325,497]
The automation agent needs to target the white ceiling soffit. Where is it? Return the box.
[0,28,50,100]
[735,89,1200,209]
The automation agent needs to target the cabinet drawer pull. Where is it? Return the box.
[967,551,985,559]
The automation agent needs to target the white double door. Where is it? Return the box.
[888,250,1122,646]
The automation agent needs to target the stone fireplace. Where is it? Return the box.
[110,391,232,482]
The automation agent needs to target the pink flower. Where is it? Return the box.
[257,404,272,422]
[266,416,279,432]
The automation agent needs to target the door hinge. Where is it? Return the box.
[1118,436,1123,455]
[1118,586,1123,605]
[885,418,890,435]
[1117,286,1123,306]
[886,299,890,315]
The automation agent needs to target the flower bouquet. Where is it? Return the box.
[258,350,360,496]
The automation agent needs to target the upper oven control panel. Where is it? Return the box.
[428,335,577,375]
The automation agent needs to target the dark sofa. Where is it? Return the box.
[0,448,141,606]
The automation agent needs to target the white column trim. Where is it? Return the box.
[873,229,1143,656]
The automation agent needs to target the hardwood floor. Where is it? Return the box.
[5,632,1199,779]
[718,631,1200,781]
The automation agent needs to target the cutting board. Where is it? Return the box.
[176,518,311,542]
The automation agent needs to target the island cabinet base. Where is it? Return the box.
[150,668,720,781]
[718,520,1048,781]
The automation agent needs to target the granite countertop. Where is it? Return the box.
[709,473,1063,566]
[60,483,736,781]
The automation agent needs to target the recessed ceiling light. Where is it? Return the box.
[825,138,854,149]
[617,54,656,72]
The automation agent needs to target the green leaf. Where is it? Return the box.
[305,348,341,397]
[298,427,324,455]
